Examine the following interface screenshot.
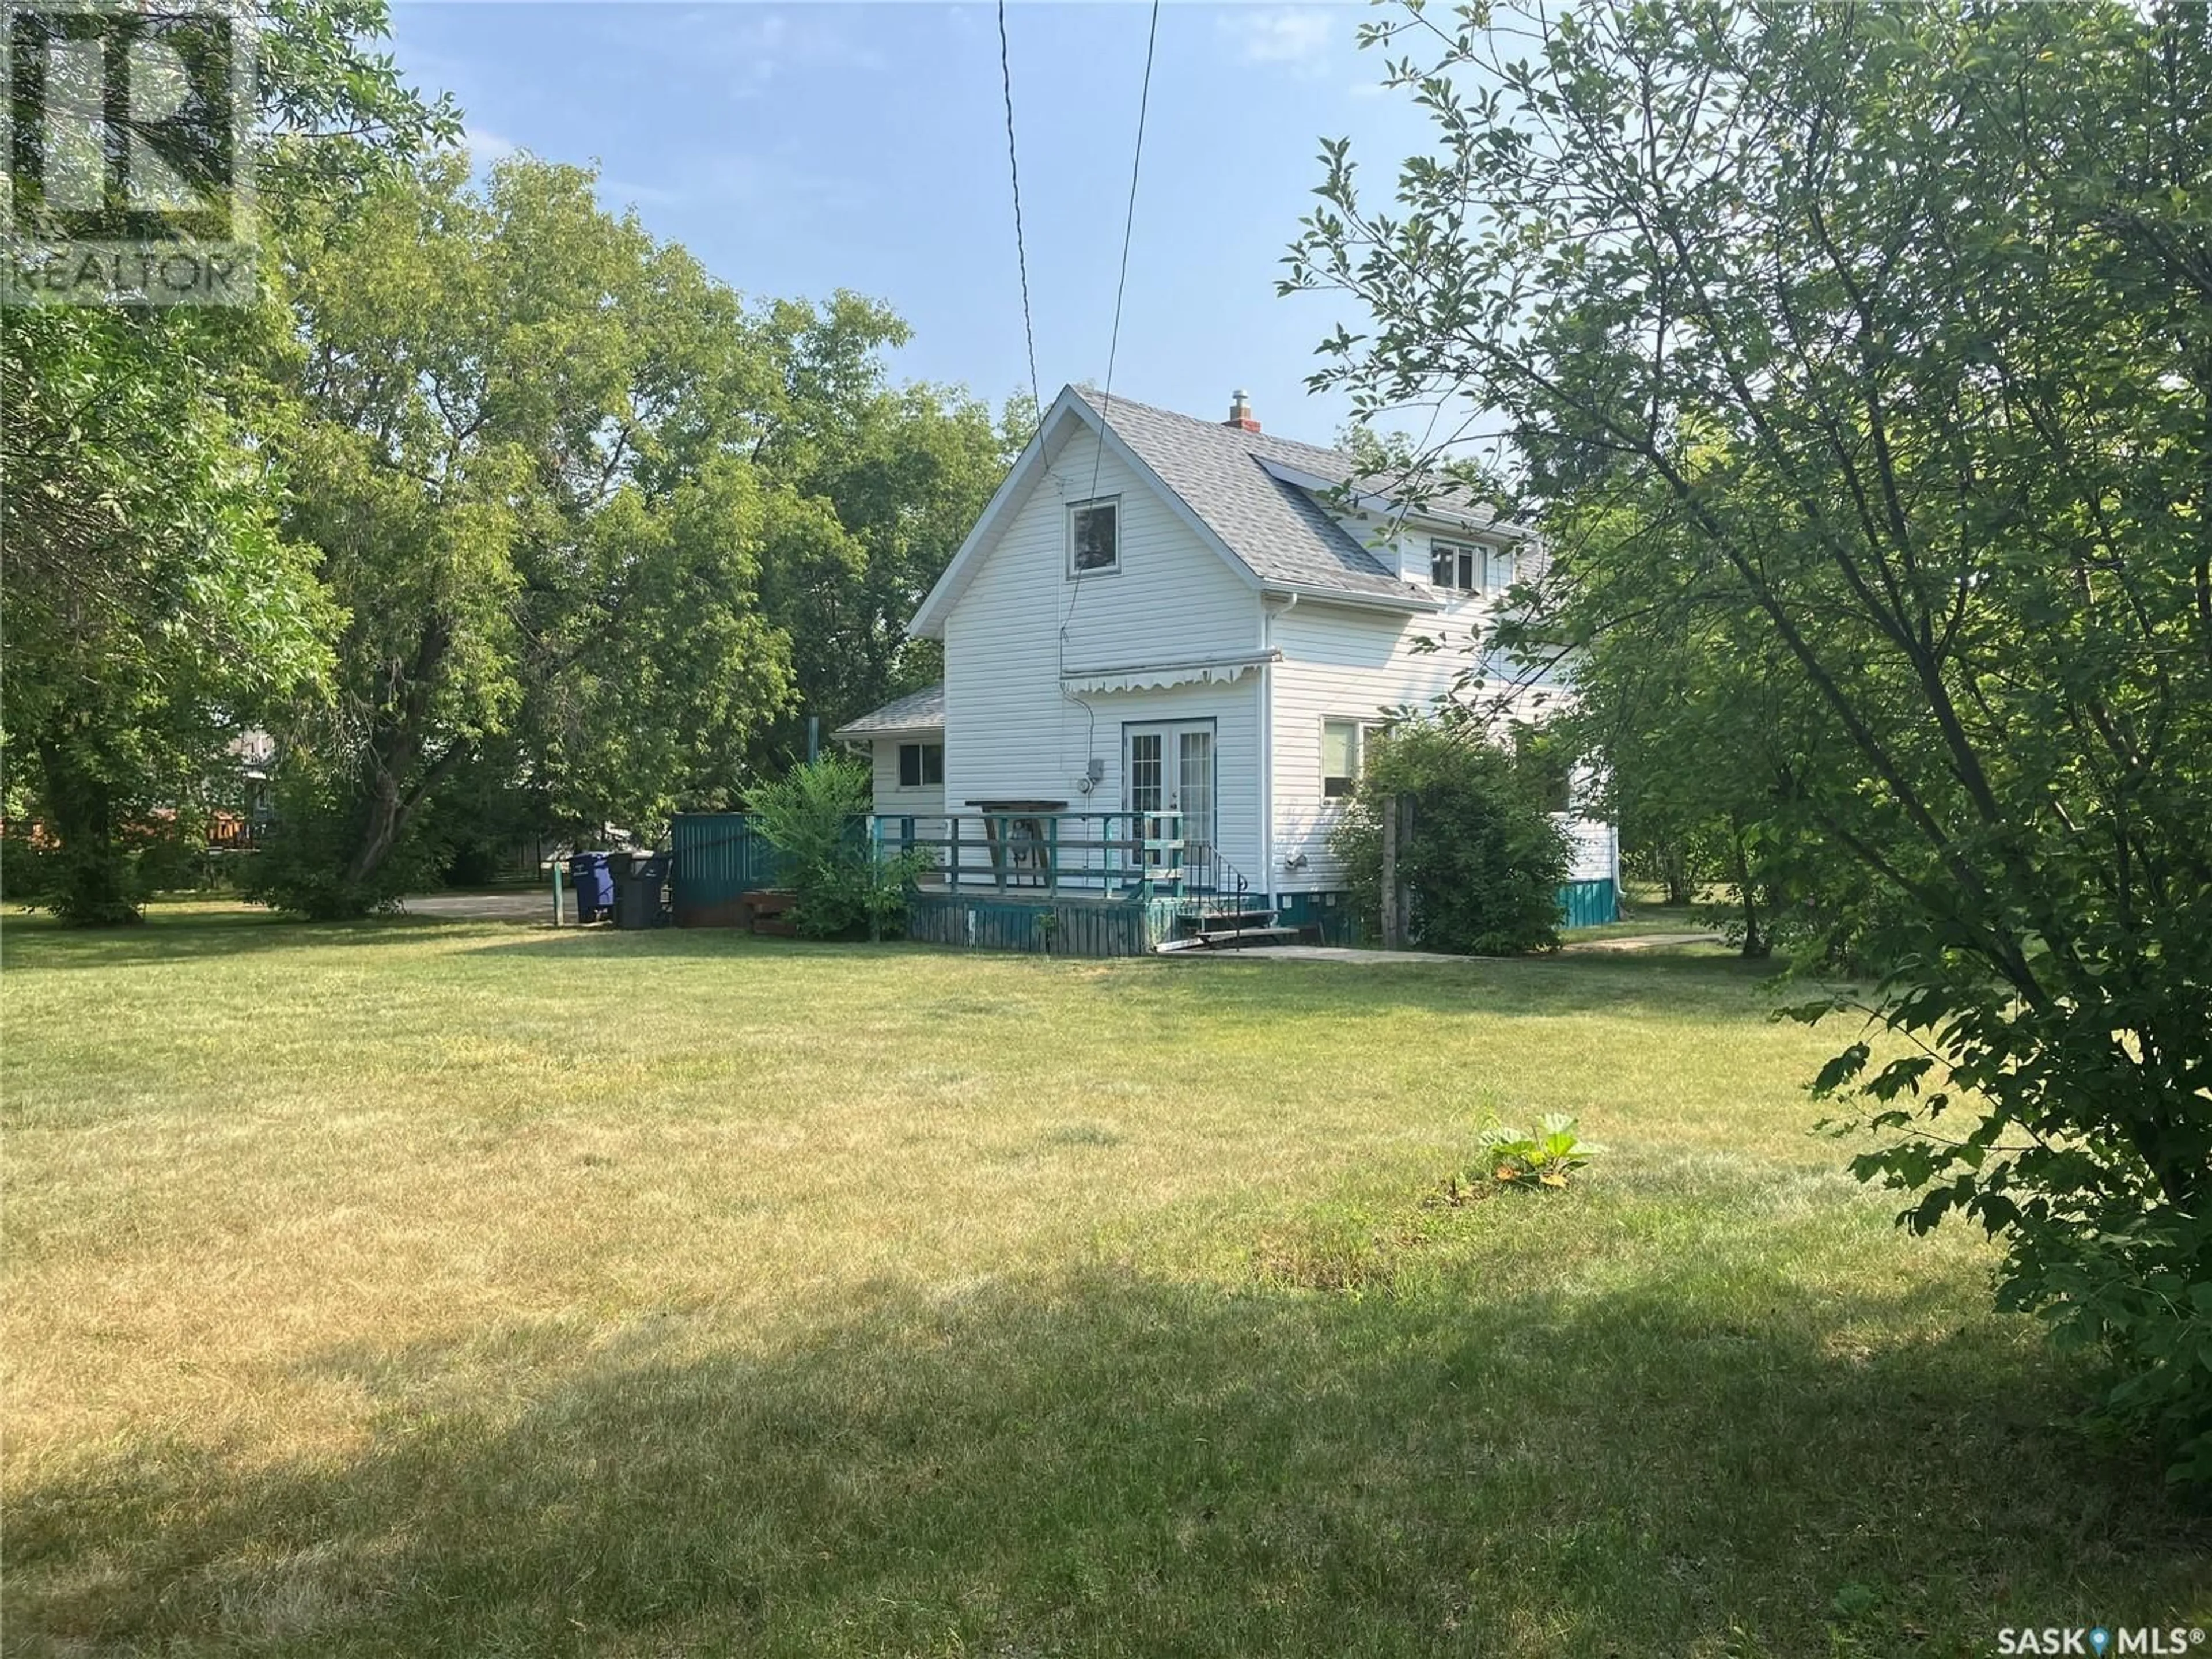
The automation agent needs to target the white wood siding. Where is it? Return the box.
[940,426,1267,877]
[1557,815,1619,884]
[1266,594,1561,893]
[865,740,946,821]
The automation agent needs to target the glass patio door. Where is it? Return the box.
[1176,729,1214,863]
[1126,722,1215,881]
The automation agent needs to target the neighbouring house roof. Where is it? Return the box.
[910,385,1532,637]
[832,682,945,740]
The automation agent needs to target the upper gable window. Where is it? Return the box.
[1431,539,1514,594]
[1069,498,1120,577]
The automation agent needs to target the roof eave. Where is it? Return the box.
[831,721,945,742]
[907,388,1086,639]
[1262,581,1444,615]
[908,387,1268,640]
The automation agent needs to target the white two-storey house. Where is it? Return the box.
[832,384,1618,949]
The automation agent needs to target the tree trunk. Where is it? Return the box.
[1727,835,1769,959]
[330,617,463,908]
[35,731,142,926]
[343,745,415,891]
[338,731,471,904]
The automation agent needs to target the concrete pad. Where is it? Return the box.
[1158,934,1723,964]
[1155,944,1479,965]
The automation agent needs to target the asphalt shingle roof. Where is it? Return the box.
[831,681,944,738]
[1071,387,1511,607]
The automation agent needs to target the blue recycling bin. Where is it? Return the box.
[567,851,615,923]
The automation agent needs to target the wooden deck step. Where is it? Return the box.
[1190,908,1279,929]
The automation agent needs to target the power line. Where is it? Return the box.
[997,0,1041,427]
[1088,0,1161,492]
[1063,0,1164,778]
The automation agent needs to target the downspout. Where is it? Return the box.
[1259,592,1300,909]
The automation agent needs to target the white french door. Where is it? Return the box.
[1126,721,1216,877]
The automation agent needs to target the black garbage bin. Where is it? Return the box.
[568,851,614,923]
[611,851,669,930]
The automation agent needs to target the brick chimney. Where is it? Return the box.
[1225,389,1260,433]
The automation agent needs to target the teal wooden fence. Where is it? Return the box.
[669,813,787,926]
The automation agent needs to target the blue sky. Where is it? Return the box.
[385,2,1435,449]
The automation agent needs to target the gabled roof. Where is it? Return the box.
[831,681,944,740]
[910,385,1532,638]
[1075,389,1413,605]
[1081,389,1529,593]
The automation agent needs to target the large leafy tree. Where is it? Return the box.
[1552,498,1866,959]
[0,0,452,922]
[744,308,1020,767]
[1,308,331,921]
[256,154,797,910]
[255,149,1016,907]
[1288,2,2212,1475]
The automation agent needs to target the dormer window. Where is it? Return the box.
[1431,538,1514,594]
[1070,498,1120,576]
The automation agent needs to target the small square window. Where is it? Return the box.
[1070,499,1119,575]
[1321,719,1362,799]
[898,743,943,788]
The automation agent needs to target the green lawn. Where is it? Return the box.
[1561,900,1715,944]
[5,908,2205,1657]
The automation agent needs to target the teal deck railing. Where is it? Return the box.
[671,809,1192,915]
[891,810,1188,900]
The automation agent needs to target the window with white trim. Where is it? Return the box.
[1321,719,1363,799]
[1069,498,1119,575]
[1430,538,1515,594]
[897,742,943,788]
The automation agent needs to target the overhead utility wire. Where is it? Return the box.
[996,0,1041,427]
[1086,0,1161,499]
[1062,0,1165,779]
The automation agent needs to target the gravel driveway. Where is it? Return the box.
[399,891,560,923]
